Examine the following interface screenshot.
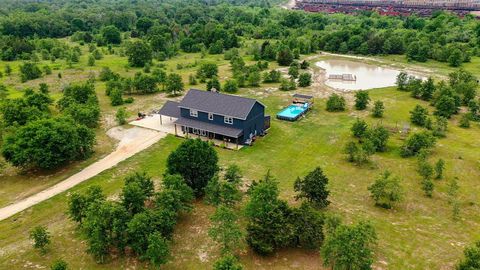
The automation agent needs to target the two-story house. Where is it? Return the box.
[158,89,270,146]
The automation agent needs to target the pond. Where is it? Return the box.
[315,59,416,91]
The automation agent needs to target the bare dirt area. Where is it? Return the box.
[281,0,296,10]
[0,126,166,221]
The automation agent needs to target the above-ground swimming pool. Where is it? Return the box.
[277,104,308,121]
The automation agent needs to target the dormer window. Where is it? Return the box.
[224,116,233,125]
[208,113,213,120]
[190,109,198,117]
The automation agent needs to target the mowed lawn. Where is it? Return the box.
[0,83,479,269]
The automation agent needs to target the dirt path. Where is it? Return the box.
[0,127,166,221]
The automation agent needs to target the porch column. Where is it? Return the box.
[236,137,239,150]
[160,115,162,125]
[174,124,177,136]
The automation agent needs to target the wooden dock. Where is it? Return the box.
[328,74,357,81]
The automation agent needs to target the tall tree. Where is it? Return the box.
[321,221,377,270]
[167,139,218,196]
[165,73,184,96]
[126,40,152,67]
[294,167,330,208]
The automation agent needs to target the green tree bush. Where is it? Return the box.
[298,73,312,87]
[167,139,218,196]
[321,221,377,270]
[2,117,95,169]
[326,94,346,112]
[372,100,385,118]
[355,91,370,110]
[368,171,404,209]
[294,167,330,208]
[30,226,51,255]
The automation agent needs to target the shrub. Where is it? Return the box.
[197,63,218,80]
[410,105,429,127]
[30,226,51,254]
[459,114,470,128]
[354,91,370,110]
[326,94,346,112]
[288,64,299,79]
[263,69,281,83]
[116,107,127,125]
[98,67,119,81]
[368,171,404,209]
[110,88,123,106]
[208,205,243,254]
[20,62,42,82]
[344,141,373,165]
[298,73,312,87]
[213,254,243,270]
[366,125,390,152]
[351,118,368,139]
[431,116,448,138]
[276,47,293,66]
[207,76,221,91]
[456,241,480,270]
[279,78,296,91]
[50,259,68,270]
[87,55,95,66]
[146,232,170,268]
[372,100,384,118]
[400,132,436,157]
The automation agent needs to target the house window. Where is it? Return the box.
[190,109,198,117]
[224,116,233,125]
[208,113,213,120]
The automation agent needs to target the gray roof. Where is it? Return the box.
[175,117,243,138]
[158,101,181,118]
[293,94,314,99]
[178,89,263,120]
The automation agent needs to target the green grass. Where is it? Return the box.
[1,86,479,269]
[1,46,480,269]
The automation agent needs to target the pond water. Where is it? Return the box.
[315,59,411,91]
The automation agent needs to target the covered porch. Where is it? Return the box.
[174,117,244,150]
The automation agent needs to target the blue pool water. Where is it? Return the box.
[277,105,307,120]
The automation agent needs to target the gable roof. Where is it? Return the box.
[178,89,264,120]
[158,101,181,118]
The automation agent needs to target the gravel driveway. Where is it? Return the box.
[0,127,166,221]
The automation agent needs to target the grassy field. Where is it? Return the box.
[0,44,479,269]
